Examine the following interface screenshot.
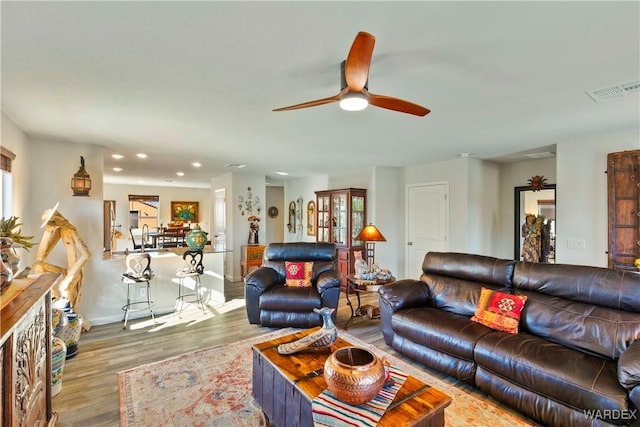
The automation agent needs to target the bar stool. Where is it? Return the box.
[175,249,206,317]
[121,253,155,329]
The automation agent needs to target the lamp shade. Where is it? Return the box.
[355,224,386,242]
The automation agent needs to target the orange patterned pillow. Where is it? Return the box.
[471,287,527,334]
[284,261,314,287]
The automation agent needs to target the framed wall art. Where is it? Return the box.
[307,201,316,236]
[171,201,199,222]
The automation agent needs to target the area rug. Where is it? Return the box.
[119,328,538,427]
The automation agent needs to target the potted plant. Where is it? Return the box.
[0,216,35,250]
[0,216,36,274]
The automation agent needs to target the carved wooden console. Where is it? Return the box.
[1,273,60,426]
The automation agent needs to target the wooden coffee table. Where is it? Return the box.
[252,327,451,427]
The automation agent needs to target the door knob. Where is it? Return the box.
[407,242,413,246]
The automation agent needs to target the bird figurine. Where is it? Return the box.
[277,307,338,355]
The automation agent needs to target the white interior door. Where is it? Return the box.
[406,183,449,278]
[213,189,226,251]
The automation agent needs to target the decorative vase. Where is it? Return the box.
[58,312,83,358]
[52,336,67,396]
[54,299,82,358]
[0,243,13,293]
[185,225,208,250]
[324,346,385,405]
[52,307,69,336]
[0,237,20,275]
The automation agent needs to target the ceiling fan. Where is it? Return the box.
[273,31,430,117]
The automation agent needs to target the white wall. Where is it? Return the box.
[555,130,638,267]
[20,137,105,322]
[283,175,328,243]
[329,168,371,190]
[467,159,501,255]
[1,114,30,221]
[231,173,266,280]
[369,167,401,278]
[265,186,284,244]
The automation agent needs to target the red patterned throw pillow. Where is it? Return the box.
[471,287,527,334]
[284,261,314,287]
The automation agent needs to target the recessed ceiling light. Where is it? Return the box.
[136,153,148,159]
[275,171,289,176]
[191,162,202,168]
[112,154,124,159]
[176,172,185,177]
[112,167,123,172]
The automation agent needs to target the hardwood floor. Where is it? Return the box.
[52,281,524,426]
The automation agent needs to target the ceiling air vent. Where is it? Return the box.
[525,151,555,159]
[586,80,640,102]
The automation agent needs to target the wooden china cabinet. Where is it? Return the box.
[607,150,640,270]
[315,188,366,290]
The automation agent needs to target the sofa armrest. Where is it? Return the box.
[244,266,280,293]
[378,279,432,312]
[316,269,342,295]
[618,340,640,390]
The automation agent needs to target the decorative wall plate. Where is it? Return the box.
[268,206,279,218]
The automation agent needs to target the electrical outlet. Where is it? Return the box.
[567,238,586,250]
[138,287,146,298]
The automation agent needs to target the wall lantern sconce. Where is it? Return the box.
[71,156,92,197]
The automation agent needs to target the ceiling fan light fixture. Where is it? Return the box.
[339,92,368,111]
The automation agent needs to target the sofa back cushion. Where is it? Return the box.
[514,262,640,360]
[420,252,515,316]
[421,252,516,288]
[262,242,337,283]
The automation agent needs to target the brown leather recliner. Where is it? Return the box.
[244,242,342,328]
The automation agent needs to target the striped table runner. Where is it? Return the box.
[311,366,408,426]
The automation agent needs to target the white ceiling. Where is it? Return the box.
[2,1,639,188]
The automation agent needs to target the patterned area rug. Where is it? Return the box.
[118,328,538,426]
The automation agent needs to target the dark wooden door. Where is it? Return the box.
[608,150,640,270]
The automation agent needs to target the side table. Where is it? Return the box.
[345,274,395,329]
[241,244,265,278]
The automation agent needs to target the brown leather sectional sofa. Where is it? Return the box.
[379,252,640,426]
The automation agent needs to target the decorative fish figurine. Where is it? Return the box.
[278,307,337,355]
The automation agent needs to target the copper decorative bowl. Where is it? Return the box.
[324,346,385,405]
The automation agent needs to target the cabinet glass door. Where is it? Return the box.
[317,195,330,242]
[332,193,347,245]
[352,195,365,244]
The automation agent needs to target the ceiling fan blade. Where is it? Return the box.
[272,89,346,112]
[345,32,375,92]
[367,91,431,117]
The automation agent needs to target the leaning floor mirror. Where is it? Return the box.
[514,184,556,263]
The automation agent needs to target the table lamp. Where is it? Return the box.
[355,223,386,270]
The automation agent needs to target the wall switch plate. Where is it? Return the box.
[567,238,586,250]
[138,287,146,297]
